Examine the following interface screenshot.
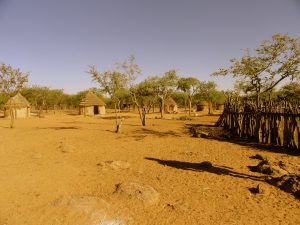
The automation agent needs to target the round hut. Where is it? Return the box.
[164,96,178,113]
[196,101,209,112]
[79,92,106,116]
[216,103,224,111]
[4,93,31,118]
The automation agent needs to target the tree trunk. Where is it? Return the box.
[9,106,15,128]
[160,99,165,119]
[188,97,192,116]
[141,108,146,126]
[38,105,43,118]
[115,102,123,133]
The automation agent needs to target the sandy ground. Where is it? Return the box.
[0,112,299,225]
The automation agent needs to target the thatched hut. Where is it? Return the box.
[4,93,31,118]
[79,92,106,116]
[196,101,209,112]
[216,103,224,111]
[164,96,178,113]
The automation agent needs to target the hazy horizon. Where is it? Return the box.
[0,0,299,94]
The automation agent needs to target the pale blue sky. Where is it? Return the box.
[0,0,299,93]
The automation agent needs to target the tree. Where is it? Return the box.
[116,55,154,126]
[150,70,178,118]
[212,33,300,107]
[196,81,219,114]
[0,63,29,127]
[177,77,200,116]
[87,66,127,133]
[22,86,50,116]
[131,79,157,126]
[277,82,300,101]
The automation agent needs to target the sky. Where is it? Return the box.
[0,0,299,94]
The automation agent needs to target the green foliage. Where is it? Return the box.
[212,33,300,105]
[277,82,300,101]
[177,77,200,114]
[196,81,218,102]
[87,66,128,108]
[146,70,178,118]
[171,91,187,107]
[0,63,29,96]
[0,92,9,109]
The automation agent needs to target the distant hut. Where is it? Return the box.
[79,92,106,116]
[4,93,31,118]
[164,96,178,113]
[121,100,134,112]
[196,101,209,112]
[216,103,224,111]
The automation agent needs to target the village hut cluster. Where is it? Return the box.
[1,91,224,119]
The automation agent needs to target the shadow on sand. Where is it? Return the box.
[145,157,265,181]
[38,126,79,130]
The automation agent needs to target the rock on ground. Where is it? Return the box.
[21,196,123,225]
[114,182,160,205]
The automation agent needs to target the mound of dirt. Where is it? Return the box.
[114,182,160,205]
[267,175,300,200]
[21,196,123,225]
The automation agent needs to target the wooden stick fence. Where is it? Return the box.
[216,99,300,150]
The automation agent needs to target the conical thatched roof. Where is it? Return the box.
[79,92,106,106]
[4,93,30,108]
[165,96,177,106]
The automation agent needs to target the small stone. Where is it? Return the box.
[114,182,160,205]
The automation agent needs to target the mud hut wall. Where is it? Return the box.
[79,106,94,116]
[16,107,30,118]
[4,107,30,118]
[164,104,178,113]
[99,106,106,115]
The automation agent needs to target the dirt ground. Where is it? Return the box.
[0,112,299,225]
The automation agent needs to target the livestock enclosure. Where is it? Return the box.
[217,100,300,150]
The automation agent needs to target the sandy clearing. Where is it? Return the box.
[0,113,299,225]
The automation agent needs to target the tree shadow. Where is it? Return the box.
[114,128,181,141]
[136,128,181,137]
[145,157,265,181]
[186,124,300,156]
[66,113,80,116]
[100,116,132,120]
[38,126,79,130]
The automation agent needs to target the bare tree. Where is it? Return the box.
[87,66,126,133]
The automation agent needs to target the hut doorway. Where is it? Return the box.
[93,106,99,115]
